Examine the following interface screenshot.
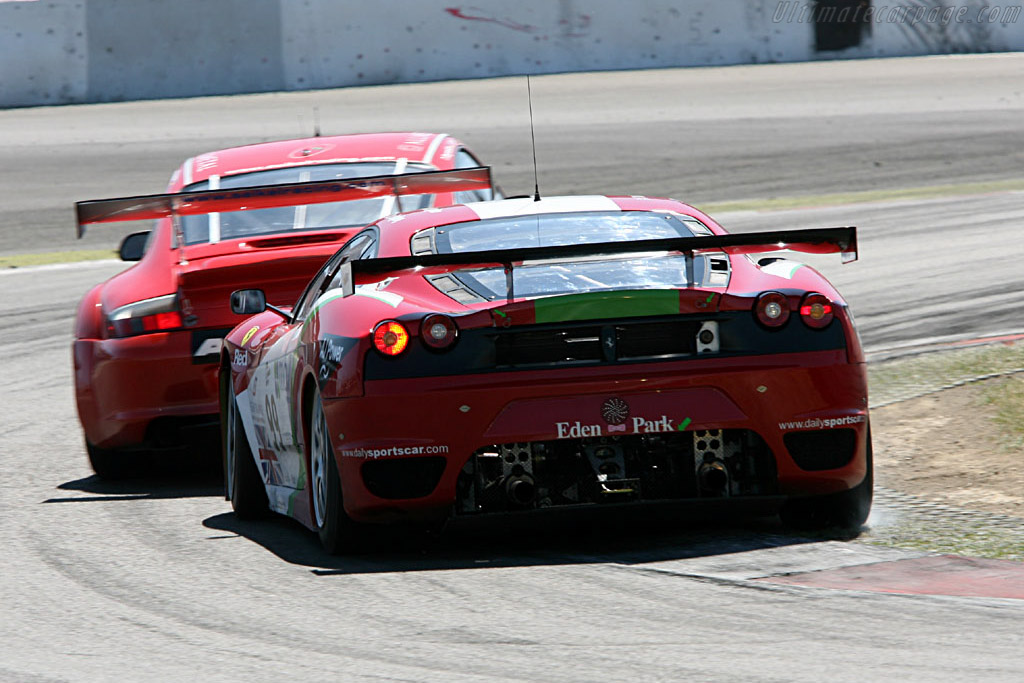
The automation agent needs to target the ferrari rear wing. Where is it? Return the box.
[340,226,857,302]
[74,167,492,237]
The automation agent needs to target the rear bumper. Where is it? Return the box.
[323,349,869,523]
[73,332,220,449]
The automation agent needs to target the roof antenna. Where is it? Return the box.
[313,106,321,137]
[527,75,541,202]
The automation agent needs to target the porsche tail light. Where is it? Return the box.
[105,294,183,338]
[373,320,410,356]
[421,314,458,351]
[800,293,834,329]
[754,291,790,329]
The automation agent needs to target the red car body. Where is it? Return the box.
[72,133,498,476]
[220,195,871,553]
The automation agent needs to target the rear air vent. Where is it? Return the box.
[247,233,344,249]
[495,320,701,367]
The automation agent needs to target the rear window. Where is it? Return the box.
[424,211,710,300]
[180,162,434,245]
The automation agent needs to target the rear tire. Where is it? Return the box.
[310,388,361,554]
[224,389,268,518]
[780,426,873,531]
[86,440,132,479]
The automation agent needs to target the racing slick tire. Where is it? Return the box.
[310,388,362,554]
[780,426,873,532]
[86,440,133,479]
[224,390,269,518]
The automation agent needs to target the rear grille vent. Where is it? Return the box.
[495,320,701,367]
[247,232,343,249]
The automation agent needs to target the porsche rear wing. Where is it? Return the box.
[74,167,493,237]
[340,226,857,302]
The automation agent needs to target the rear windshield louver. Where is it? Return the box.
[495,320,700,367]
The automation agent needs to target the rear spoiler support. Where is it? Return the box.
[341,226,857,304]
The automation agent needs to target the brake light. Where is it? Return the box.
[800,293,834,329]
[373,320,410,356]
[754,291,790,328]
[421,314,458,351]
[105,295,183,338]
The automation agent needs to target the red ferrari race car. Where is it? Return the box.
[73,132,499,477]
[221,194,871,553]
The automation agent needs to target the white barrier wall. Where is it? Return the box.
[278,1,811,90]
[0,0,88,106]
[1,0,1021,108]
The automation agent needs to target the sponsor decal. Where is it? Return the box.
[241,325,259,346]
[555,397,695,438]
[258,447,282,486]
[779,414,866,431]
[555,415,691,439]
[340,444,450,459]
[601,397,630,431]
[232,348,248,368]
[194,154,218,172]
[190,328,231,364]
[317,335,349,380]
[287,143,335,159]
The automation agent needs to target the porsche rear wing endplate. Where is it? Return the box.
[74,166,493,237]
[341,226,857,303]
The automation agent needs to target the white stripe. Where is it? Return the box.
[423,134,448,164]
[380,158,408,217]
[467,195,621,220]
[182,158,194,186]
[292,170,310,229]
[208,175,221,243]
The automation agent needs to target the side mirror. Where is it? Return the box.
[230,289,267,315]
[118,231,150,261]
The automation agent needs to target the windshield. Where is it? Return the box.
[179,162,434,245]
[427,211,710,300]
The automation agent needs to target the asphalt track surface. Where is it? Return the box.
[2,56,1024,681]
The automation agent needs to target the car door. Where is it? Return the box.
[245,229,380,499]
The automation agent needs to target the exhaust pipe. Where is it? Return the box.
[698,460,729,494]
[505,475,536,505]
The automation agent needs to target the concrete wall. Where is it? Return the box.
[1,0,1021,108]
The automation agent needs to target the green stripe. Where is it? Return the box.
[533,290,679,323]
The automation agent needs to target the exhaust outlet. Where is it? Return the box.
[505,475,536,505]
[698,460,729,494]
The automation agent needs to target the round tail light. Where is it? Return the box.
[372,320,410,356]
[754,291,790,328]
[800,293,834,329]
[421,314,458,351]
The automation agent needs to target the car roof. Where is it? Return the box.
[373,194,716,248]
[172,132,459,188]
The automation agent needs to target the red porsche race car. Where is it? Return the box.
[73,132,499,477]
[220,194,871,553]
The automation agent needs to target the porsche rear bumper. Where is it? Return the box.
[73,332,221,450]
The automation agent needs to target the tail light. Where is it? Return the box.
[373,320,410,356]
[754,291,790,329]
[421,314,458,351]
[105,294,183,338]
[800,293,834,329]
